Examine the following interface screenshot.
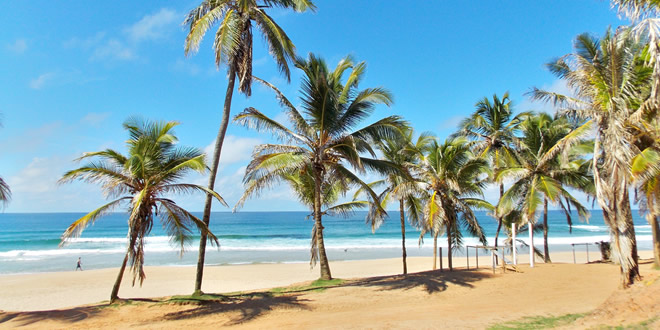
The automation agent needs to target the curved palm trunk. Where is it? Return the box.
[110,246,131,303]
[604,195,640,287]
[650,214,660,267]
[432,231,438,270]
[493,183,504,264]
[543,198,551,263]
[313,168,332,280]
[447,223,453,271]
[194,66,237,294]
[399,199,407,275]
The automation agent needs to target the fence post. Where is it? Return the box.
[467,246,470,270]
[586,244,590,263]
[572,244,576,264]
[439,247,443,272]
[512,223,517,265]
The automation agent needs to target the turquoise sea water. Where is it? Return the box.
[0,211,653,274]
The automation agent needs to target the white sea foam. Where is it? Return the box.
[571,225,608,232]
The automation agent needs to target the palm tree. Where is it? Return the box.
[414,137,491,271]
[370,129,432,274]
[530,28,651,286]
[454,93,530,257]
[631,120,660,267]
[234,53,406,279]
[59,118,226,302]
[498,113,593,263]
[183,0,315,294]
[0,116,10,208]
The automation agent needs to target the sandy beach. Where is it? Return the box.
[1,250,658,328]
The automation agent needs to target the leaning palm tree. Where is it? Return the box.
[368,128,432,274]
[183,0,315,294]
[234,53,406,280]
[414,137,491,271]
[59,118,226,303]
[530,28,651,286]
[498,113,593,264]
[454,93,530,255]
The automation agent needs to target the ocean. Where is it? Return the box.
[0,211,654,274]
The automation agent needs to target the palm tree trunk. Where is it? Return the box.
[110,246,131,303]
[447,223,453,271]
[399,199,407,275]
[605,194,640,287]
[493,183,504,264]
[543,198,551,263]
[432,231,438,270]
[194,66,237,295]
[313,168,332,280]
[650,214,660,268]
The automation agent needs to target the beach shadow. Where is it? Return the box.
[0,305,103,327]
[161,292,310,325]
[347,269,493,294]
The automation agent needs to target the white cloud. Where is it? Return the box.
[125,8,178,43]
[81,112,111,126]
[171,58,201,76]
[62,32,106,49]
[91,39,135,61]
[204,135,263,169]
[29,72,56,90]
[7,39,27,54]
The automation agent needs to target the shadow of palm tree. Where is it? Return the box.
[161,292,311,325]
[347,269,493,294]
[0,305,103,327]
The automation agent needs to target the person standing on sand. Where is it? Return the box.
[76,257,83,271]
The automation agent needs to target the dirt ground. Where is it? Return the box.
[2,261,657,329]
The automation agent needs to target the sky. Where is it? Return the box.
[0,1,630,213]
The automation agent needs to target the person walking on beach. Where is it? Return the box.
[76,257,83,271]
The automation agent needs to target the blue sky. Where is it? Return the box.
[0,1,629,213]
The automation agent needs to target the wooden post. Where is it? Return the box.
[501,248,505,273]
[476,247,479,268]
[467,246,470,270]
[586,244,589,263]
[439,247,443,272]
[512,223,517,265]
[491,249,495,274]
[572,244,576,264]
[529,221,534,268]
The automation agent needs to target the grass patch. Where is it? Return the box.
[269,278,345,294]
[488,313,586,329]
[596,316,659,330]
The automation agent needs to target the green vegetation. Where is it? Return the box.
[59,119,226,303]
[270,278,346,294]
[182,0,316,294]
[488,313,586,329]
[234,53,405,280]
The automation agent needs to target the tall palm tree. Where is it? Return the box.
[234,53,406,279]
[454,93,530,256]
[183,0,315,294]
[498,113,593,263]
[59,118,226,302]
[530,28,651,286]
[414,137,491,271]
[369,129,432,274]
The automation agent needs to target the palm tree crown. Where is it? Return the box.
[235,53,406,279]
[59,118,226,302]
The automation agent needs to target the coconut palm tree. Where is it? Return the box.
[369,129,433,274]
[454,93,530,255]
[183,0,315,294]
[530,28,652,286]
[497,113,593,263]
[234,53,406,280]
[59,118,226,303]
[631,117,660,267]
[414,137,491,271]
